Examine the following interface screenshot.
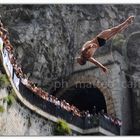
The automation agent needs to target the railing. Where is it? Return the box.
[19,81,120,135]
[0,37,120,135]
[19,81,84,129]
[99,115,120,135]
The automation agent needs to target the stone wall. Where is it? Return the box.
[125,32,140,134]
[0,88,54,136]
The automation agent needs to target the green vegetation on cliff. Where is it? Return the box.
[54,119,72,135]
[0,105,5,113]
[0,74,10,89]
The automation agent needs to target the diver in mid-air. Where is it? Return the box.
[77,16,135,73]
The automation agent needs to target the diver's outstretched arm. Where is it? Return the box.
[88,57,108,73]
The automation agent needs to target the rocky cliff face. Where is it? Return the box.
[1,4,140,135]
[0,88,54,136]
[0,4,138,91]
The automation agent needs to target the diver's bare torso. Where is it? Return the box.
[81,38,99,59]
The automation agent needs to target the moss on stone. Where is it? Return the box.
[0,105,5,113]
[0,74,10,89]
[54,119,72,136]
[4,94,15,106]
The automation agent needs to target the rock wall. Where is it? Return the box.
[125,32,140,134]
[0,4,138,91]
[1,4,140,135]
[0,88,54,136]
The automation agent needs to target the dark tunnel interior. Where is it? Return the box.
[59,83,107,114]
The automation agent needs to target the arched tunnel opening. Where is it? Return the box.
[59,83,107,114]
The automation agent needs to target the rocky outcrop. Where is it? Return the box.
[0,88,54,136]
[0,5,138,91]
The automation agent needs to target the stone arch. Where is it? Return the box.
[124,31,140,132]
[123,31,140,69]
[56,74,116,117]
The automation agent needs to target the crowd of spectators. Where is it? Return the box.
[0,20,122,127]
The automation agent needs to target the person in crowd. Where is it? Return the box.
[87,111,91,118]
[16,65,23,78]
[37,88,44,96]
[10,55,16,65]
[57,98,61,107]
[62,100,67,110]
[65,102,71,112]
[0,22,8,33]
[92,106,96,115]
[13,63,19,73]
[81,110,86,117]
[26,80,34,89]
[31,83,42,94]
[100,109,105,115]
[21,74,29,86]
[0,31,3,50]
[0,31,3,38]
[2,34,9,45]
[42,90,49,101]
[117,119,122,127]
[49,95,53,103]
[5,42,14,53]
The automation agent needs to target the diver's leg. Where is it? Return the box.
[96,22,128,40]
[96,16,134,40]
